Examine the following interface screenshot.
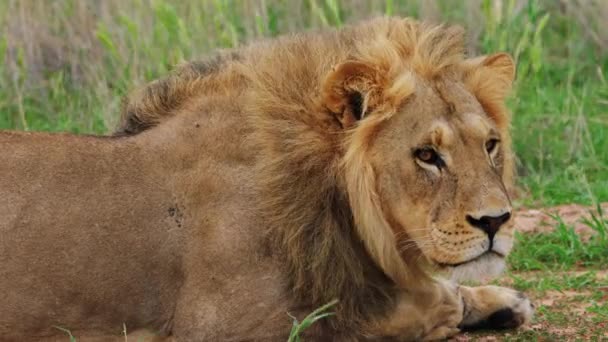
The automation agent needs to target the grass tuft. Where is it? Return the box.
[53,326,77,342]
[287,299,338,342]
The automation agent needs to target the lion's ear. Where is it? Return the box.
[463,53,515,128]
[464,52,515,93]
[321,61,381,128]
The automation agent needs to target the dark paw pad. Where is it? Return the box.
[459,308,523,331]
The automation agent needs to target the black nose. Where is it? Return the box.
[466,212,511,240]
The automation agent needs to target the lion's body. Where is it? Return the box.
[0,17,533,341]
[1,130,235,336]
[0,101,298,340]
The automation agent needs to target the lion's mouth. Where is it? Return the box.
[441,250,508,283]
[435,250,505,268]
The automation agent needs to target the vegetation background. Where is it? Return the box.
[0,0,606,340]
[0,0,606,206]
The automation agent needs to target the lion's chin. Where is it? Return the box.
[446,253,506,283]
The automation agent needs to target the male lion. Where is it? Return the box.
[0,17,533,341]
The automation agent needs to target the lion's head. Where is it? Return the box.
[318,20,517,285]
[239,18,517,293]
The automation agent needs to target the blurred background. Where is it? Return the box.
[0,0,606,206]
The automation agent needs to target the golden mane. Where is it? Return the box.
[115,16,514,330]
[243,17,469,329]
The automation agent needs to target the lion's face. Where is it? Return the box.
[372,77,514,282]
[323,46,516,284]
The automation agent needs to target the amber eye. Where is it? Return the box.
[485,139,500,154]
[414,147,444,168]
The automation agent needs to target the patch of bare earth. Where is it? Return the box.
[525,282,608,340]
[514,202,608,238]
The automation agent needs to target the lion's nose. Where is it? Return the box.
[466,212,511,241]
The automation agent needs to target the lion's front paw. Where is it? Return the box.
[458,285,534,331]
[423,326,460,341]
[421,301,463,341]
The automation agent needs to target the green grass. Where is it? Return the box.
[53,326,77,342]
[288,299,338,342]
[506,270,607,295]
[508,206,608,271]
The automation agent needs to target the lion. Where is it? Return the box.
[0,17,533,341]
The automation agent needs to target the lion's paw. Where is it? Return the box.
[458,285,534,331]
[422,326,460,341]
[421,301,463,341]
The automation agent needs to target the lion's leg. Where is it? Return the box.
[458,285,534,331]
[365,280,464,341]
[169,273,294,342]
[365,281,533,341]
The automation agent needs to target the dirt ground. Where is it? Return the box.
[515,202,608,237]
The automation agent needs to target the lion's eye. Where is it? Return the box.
[485,139,499,154]
[415,148,444,168]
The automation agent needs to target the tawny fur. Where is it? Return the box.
[0,17,531,341]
